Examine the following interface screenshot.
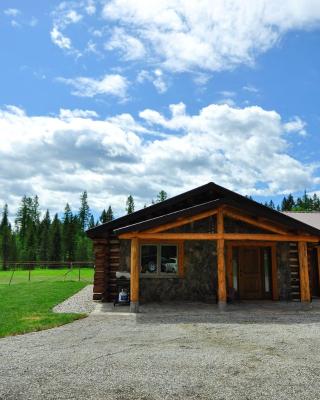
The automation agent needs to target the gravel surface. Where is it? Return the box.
[1,302,320,400]
[53,284,95,314]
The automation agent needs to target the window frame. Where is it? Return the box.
[139,241,184,278]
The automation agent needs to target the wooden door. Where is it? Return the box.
[239,247,262,299]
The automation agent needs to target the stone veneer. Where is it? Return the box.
[116,216,292,302]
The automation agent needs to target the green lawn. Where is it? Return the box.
[0,267,94,285]
[0,281,88,338]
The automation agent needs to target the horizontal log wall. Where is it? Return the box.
[92,239,109,300]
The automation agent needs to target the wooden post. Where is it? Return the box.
[298,242,311,302]
[271,244,279,300]
[130,237,140,312]
[217,209,227,309]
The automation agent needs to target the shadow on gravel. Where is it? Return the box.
[135,301,320,325]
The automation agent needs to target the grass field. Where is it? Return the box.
[0,267,94,285]
[0,281,88,338]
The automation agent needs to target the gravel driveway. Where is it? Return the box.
[1,302,320,400]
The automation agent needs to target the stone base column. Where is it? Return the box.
[130,301,139,313]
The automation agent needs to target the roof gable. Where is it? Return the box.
[87,182,320,238]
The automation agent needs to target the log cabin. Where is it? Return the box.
[86,182,320,311]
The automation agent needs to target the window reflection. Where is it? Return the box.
[140,244,178,275]
[161,245,178,273]
[140,245,157,273]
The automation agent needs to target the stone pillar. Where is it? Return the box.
[93,239,109,300]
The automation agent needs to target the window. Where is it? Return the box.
[140,244,179,276]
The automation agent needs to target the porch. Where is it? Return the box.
[116,207,316,312]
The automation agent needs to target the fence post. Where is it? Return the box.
[78,264,81,282]
[28,264,31,282]
[9,268,15,286]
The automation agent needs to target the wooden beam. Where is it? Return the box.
[119,232,320,242]
[144,209,218,233]
[228,241,275,247]
[298,242,311,302]
[217,239,227,306]
[216,208,227,307]
[217,207,224,233]
[226,234,319,242]
[271,244,279,300]
[224,208,288,235]
[130,237,139,312]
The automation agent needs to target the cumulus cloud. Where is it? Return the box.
[59,108,99,119]
[57,74,128,99]
[102,0,320,73]
[50,2,87,54]
[50,27,72,50]
[105,27,146,60]
[137,69,168,93]
[0,103,318,216]
[284,116,307,136]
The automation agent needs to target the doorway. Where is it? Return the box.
[237,246,272,300]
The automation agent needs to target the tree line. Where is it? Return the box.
[263,191,320,212]
[2,188,318,269]
[0,190,168,269]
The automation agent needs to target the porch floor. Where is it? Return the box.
[93,299,319,320]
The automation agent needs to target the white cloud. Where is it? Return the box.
[137,69,168,93]
[85,0,96,16]
[219,91,236,98]
[0,103,318,216]
[50,3,85,54]
[105,27,146,60]
[243,85,259,93]
[4,8,20,17]
[50,26,72,50]
[59,108,99,119]
[284,116,307,136]
[101,0,320,73]
[57,74,128,98]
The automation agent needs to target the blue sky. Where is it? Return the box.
[1,0,320,217]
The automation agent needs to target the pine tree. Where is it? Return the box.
[312,193,320,211]
[106,205,114,221]
[39,210,51,261]
[49,214,62,262]
[62,204,76,261]
[126,195,135,214]
[79,191,90,231]
[156,190,168,202]
[15,196,33,241]
[268,200,275,210]
[0,204,11,269]
[99,209,107,224]
[99,206,114,224]
[88,215,95,229]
